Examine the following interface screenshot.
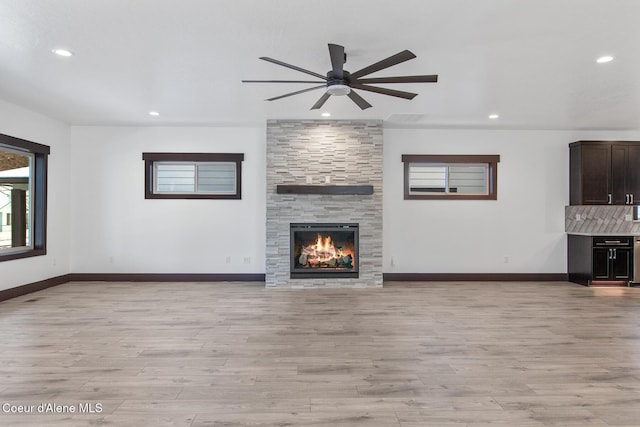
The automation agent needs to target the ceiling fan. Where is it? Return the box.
[242,43,438,110]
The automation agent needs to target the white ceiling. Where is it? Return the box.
[0,0,639,129]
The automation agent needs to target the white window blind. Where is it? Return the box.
[154,162,237,195]
[408,163,488,195]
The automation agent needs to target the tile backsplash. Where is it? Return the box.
[565,205,640,234]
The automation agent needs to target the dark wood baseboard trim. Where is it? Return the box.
[68,273,266,282]
[0,274,72,302]
[383,273,569,282]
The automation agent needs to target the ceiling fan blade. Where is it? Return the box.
[259,57,327,80]
[310,93,331,110]
[350,50,416,79]
[243,80,326,84]
[355,75,438,84]
[350,83,417,100]
[328,43,345,78]
[347,90,373,110]
[266,85,325,101]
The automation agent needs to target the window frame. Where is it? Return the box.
[142,152,244,200]
[402,154,500,200]
[0,133,50,262]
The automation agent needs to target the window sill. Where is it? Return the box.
[0,248,46,263]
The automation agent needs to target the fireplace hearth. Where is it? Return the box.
[290,223,359,279]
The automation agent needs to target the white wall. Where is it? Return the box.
[383,128,640,274]
[4,108,640,287]
[0,100,71,290]
[69,126,266,274]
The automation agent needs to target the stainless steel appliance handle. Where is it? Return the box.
[608,194,612,204]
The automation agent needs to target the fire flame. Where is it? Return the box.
[310,234,339,262]
[300,233,354,267]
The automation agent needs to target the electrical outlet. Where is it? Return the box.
[390,257,396,267]
[225,256,231,264]
[575,214,582,221]
[243,257,251,264]
[306,176,312,184]
[503,256,509,264]
[325,176,331,184]
[625,214,632,222]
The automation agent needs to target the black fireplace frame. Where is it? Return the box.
[290,223,359,279]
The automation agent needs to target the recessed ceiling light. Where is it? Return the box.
[52,48,73,57]
[321,112,331,117]
[149,111,160,116]
[488,114,499,119]
[596,55,614,63]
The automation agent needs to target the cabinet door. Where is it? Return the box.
[611,248,632,280]
[581,145,612,204]
[592,248,611,279]
[611,145,628,204]
[626,144,640,204]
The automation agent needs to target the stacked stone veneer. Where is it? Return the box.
[266,120,383,288]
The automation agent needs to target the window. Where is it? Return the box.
[0,133,50,262]
[402,154,499,200]
[142,153,244,199]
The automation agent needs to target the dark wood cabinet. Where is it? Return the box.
[570,141,640,205]
[591,247,611,280]
[625,145,640,204]
[612,247,633,279]
[568,235,633,285]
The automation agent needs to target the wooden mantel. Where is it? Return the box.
[276,185,374,195]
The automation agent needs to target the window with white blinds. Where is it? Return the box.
[402,154,499,200]
[408,164,488,194]
[154,162,237,194]
[143,153,244,199]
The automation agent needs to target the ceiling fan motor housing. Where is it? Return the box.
[326,70,351,96]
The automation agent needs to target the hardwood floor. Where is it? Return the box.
[1,281,640,426]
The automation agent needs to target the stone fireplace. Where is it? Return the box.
[266,120,383,288]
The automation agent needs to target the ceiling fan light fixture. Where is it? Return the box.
[326,84,351,96]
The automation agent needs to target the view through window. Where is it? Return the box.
[0,148,33,250]
[0,133,49,262]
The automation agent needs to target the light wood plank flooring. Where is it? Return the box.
[1,281,640,426]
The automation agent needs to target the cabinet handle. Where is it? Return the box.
[626,194,630,204]
[632,194,634,204]
[608,194,612,204]
[613,248,617,260]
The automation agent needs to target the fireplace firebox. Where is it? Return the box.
[290,223,359,279]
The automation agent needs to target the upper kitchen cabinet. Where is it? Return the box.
[570,141,640,205]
